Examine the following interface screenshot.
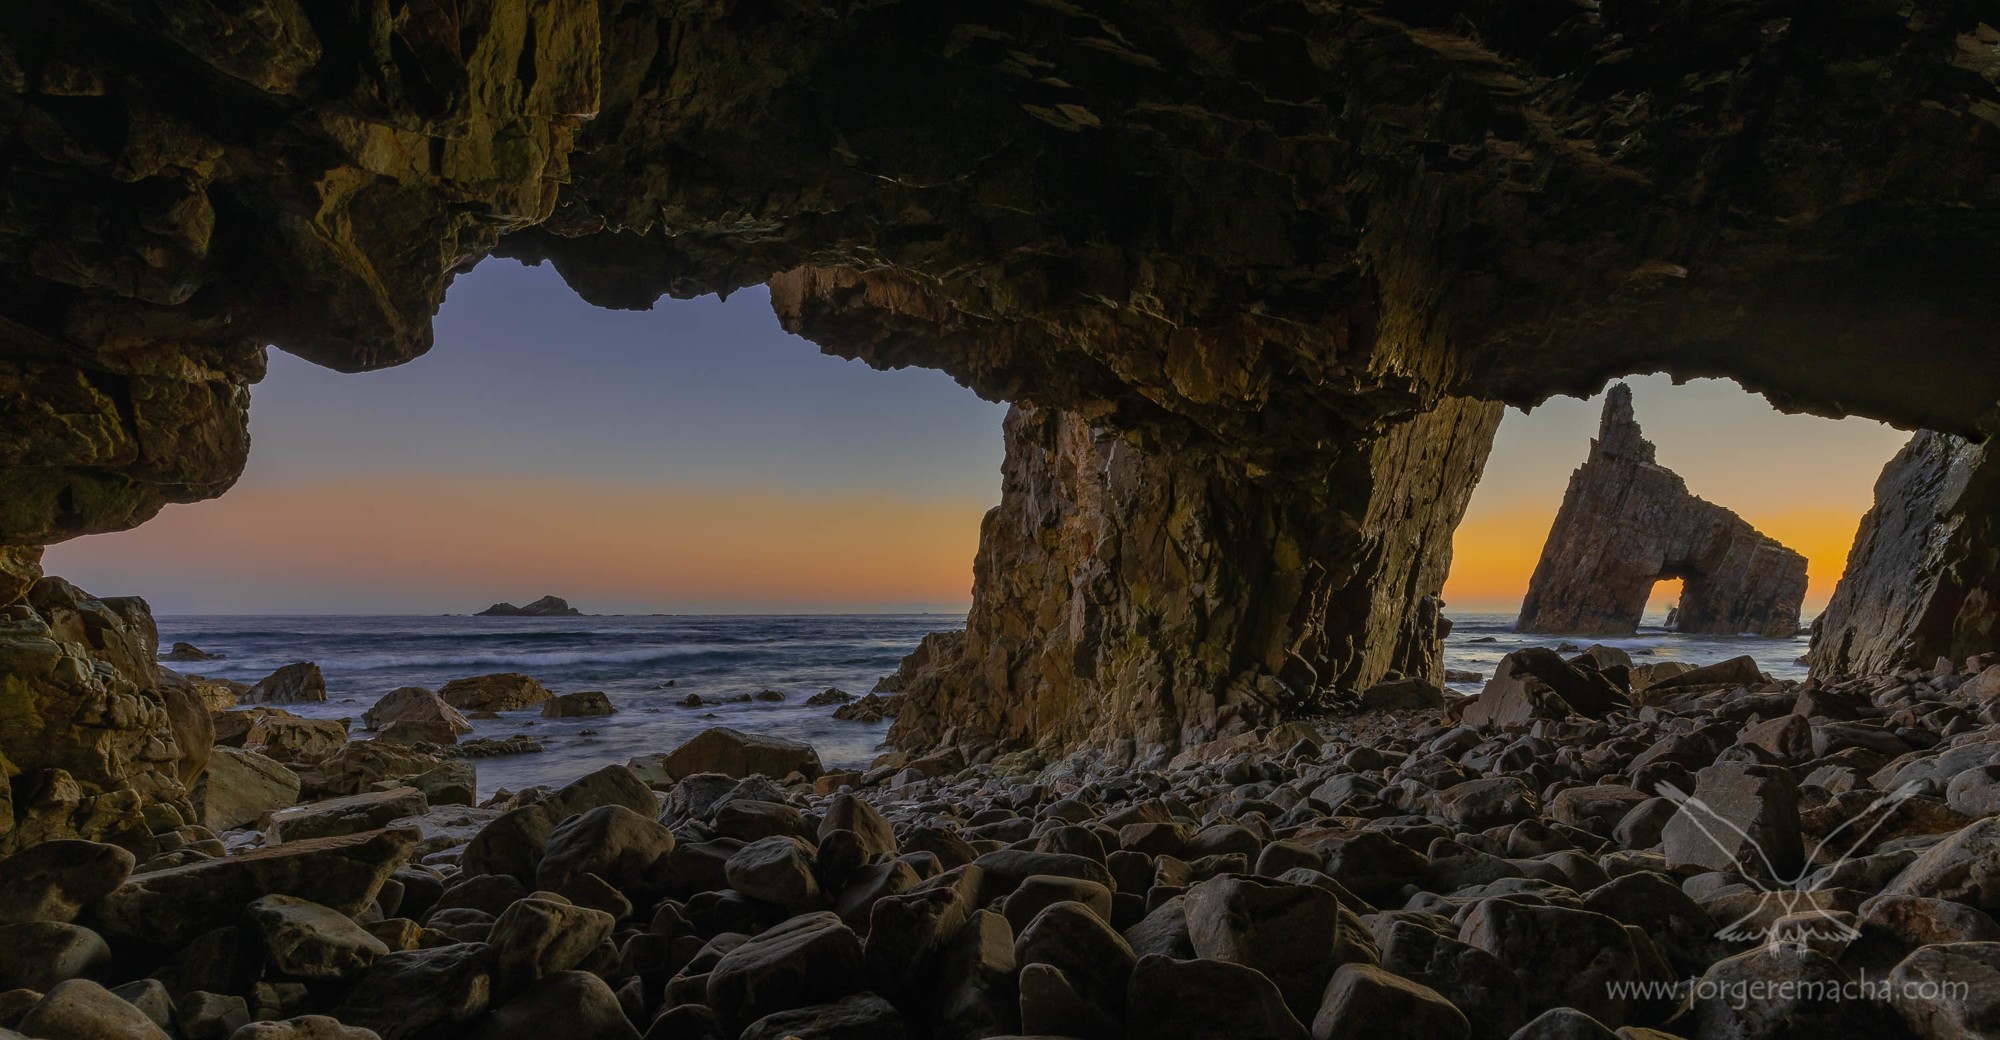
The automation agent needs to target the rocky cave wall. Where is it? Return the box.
[0,0,1996,794]
[880,396,1500,759]
[1516,384,1808,638]
[1809,431,2000,676]
[0,577,205,855]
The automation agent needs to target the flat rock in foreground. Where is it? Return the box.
[92,828,416,945]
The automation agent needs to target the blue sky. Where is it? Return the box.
[43,260,1909,614]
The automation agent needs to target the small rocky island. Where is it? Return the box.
[1517,384,1808,638]
[474,596,583,618]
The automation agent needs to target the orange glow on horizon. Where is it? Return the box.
[50,476,990,612]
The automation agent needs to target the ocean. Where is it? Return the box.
[159,611,1813,796]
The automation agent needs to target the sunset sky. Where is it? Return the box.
[44,261,1911,617]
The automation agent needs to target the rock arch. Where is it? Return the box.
[1516,385,1808,638]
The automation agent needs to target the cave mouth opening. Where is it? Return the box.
[1445,373,1913,637]
[41,259,1010,618]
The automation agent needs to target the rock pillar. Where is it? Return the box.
[884,397,1500,758]
[1516,385,1808,638]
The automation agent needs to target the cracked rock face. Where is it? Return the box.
[0,578,196,855]
[1517,384,1808,639]
[884,397,1498,756]
[1809,431,2000,677]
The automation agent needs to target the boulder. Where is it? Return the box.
[1462,649,1629,728]
[162,642,220,661]
[738,993,904,1040]
[832,693,897,723]
[245,716,349,765]
[489,897,616,993]
[95,828,417,944]
[536,804,677,893]
[1644,654,1769,694]
[361,688,471,735]
[1184,875,1351,1019]
[407,760,477,807]
[198,747,302,831]
[245,895,389,979]
[1435,777,1538,830]
[1360,678,1446,712]
[438,674,554,713]
[16,979,169,1040]
[247,663,327,705]
[934,908,1017,1040]
[1885,817,2000,912]
[268,789,429,844]
[158,679,215,787]
[178,993,248,1040]
[1127,954,1305,1040]
[1688,945,1891,1038]
[1015,901,1136,1037]
[726,836,821,906]
[1889,941,2000,1038]
[1661,761,1804,884]
[1458,899,1641,1026]
[541,691,615,718]
[0,839,134,924]
[335,943,494,1040]
[475,971,637,1040]
[0,580,192,853]
[108,979,173,1032]
[0,921,113,991]
[1312,963,1468,1040]
[230,1016,385,1040]
[1376,918,1526,1039]
[185,676,248,712]
[660,727,823,781]
[292,742,445,799]
[461,766,657,884]
[706,912,864,1032]
[390,805,499,857]
[822,794,898,859]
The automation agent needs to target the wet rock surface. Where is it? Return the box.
[1517,385,1808,638]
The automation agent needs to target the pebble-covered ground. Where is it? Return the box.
[5,643,2000,1040]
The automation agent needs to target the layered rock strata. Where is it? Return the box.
[884,397,1499,756]
[1810,431,2000,676]
[1517,385,1808,638]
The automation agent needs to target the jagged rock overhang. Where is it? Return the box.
[6,2,2000,555]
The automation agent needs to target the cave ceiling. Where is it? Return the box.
[3,0,1999,545]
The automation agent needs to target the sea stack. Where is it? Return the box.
[475,596,582,617]
[1516,384,1807,638]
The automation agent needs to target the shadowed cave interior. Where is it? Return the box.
[4,3,2000,1039]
